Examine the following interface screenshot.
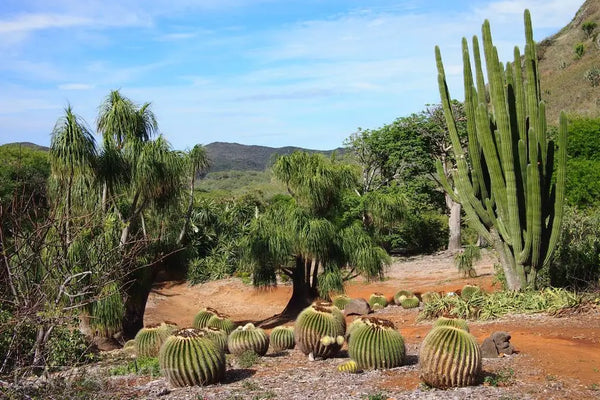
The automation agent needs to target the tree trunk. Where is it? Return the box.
[177,176,195,246]
[279,256,318,318]
[446,194,461,253]
[121,266,157,339]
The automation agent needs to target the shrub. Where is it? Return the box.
[45,325,97,370]
[575,42,585,58]
[582,21,598,38]
[584,67,600,87]
[454,245,481,278]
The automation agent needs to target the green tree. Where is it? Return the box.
[582,21,597,38]
[564,116,600,208]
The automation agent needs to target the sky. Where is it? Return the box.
[0,0,583,150]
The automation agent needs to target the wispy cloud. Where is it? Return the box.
[0,13,90,34]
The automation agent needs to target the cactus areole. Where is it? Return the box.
[435,10,567,290]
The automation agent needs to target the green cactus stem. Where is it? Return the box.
[421,292,440,304]
[331,294,352,310]
[337,360,360,373]
[227,323,270,356]
[347,317,406,370]
[460,285,482,300]
[199,326,229,353]
[368,293,388,309]
[393,290,414,305]
[158,328,226,387]
[206,312,236,334]
[419,326,481,388]
[134,322,176,358]
[270,326,295,352]
[294,301,346,359]
[400,297,420,309]
[433,317,470,332]
[192,307,218,329]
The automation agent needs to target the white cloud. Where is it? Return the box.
[0,13,90,34]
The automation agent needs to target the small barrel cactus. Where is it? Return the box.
[433,317,469,332]
[294,301,346,359]
[193,307,218,329]
[134,322,176,358]
[228,323,270,356]
[421,291,441,304]
[159,328,226,387]
[337,360,359,373]
[331,294,352,310]
[347,317,405,370]
[393,290,414,305]
[199,326,229,353]
[270,326,295,352]
[206,312,236,334]
[460,285,482,301]
[368,293,388,309]
[419,326,482,388]
[400,297,420,309]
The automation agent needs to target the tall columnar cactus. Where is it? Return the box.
[294,301,346,359]
[193,307,218,329]
[419,326,481,388]
[368,293,388,309]
[199,326,229,353]
[270,326,295,352]
[159,328,226,387]
[134,322,176,358]
[435,10,567,290]
[433,317,470,332]
[347,317,406,369]
[206,312,236,334]
[227,323,270,356]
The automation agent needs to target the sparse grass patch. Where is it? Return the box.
[109,356,160,377]
[484,367,515,387]
[235,349,260,368]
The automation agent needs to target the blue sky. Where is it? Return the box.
[0,0,583,150]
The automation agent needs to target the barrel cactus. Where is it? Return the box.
[419,326,482,388]
[206,312,236,334]
[393,290,414,305]
[433,317,470,332]
[193,307,218,329]
[400,297,420,309]
[294,301,346,359]
[331,294,352,310]
[159,328,226,387]
[368,293,388,309]
[134,322,176,358]
[347,317,406,370]
[228,323,270,356]
[337,360,359,373]
[421,291,440,304]
[461,285,482,301]
[270,326,295,352]
[199,326,229,353]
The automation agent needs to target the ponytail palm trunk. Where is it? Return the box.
[435,10,566,290]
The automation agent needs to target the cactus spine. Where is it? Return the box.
[134,322,176,357]
[192,307,218,329]
[159,328,225,387]
[435,10,567,290]
[270,326,295,352]
[433,317,470,332]
[227,323,270,356]
[419,326,481,388]
[347,317,406,370]
[294,301,346,359]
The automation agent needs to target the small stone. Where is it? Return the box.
[480,337,499,358]
[157,387,170,397]
[344,298,371,316]
[491,331,511,345]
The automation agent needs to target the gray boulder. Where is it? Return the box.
[344,298,371,316]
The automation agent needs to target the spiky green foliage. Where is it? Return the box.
[419,326,482,388]
[270,326,295,352]
[158,328,225,387]
[421,292,440,304]
[393,290,414,305]
[400,297,420,309]
[337,360,360,373]
[227,323,270,356]
[294,301,346,359]
[134,323,175,358]
[454,245,481,278]
[461,285,482,301]
[347,317,405,370]
[331,294,352,310]
[368,293,388,309]
[435,10,567,290]
[433,317,470,332]
[206,313,236,334]
[192,308,218,329]
[90,282,124,338]
[198,327,229,353]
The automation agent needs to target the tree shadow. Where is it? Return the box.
[223,368,256,384]
[404,354,419,366]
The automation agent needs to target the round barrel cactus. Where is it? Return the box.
[433,317,469,332]
[331,294,352,311]
[368,293,388,309]
[419,326,482,388]
[193,307,218,329]
[337,360,359,373]
[347,317,405,370]
[199,326,229,353]
[159,328,226,387]
[393,290,414,305]
[460,285,482,301]
[227,323,270,356]
[400,297,420,309]
[421,291,440,304]
[134,322,176,357]
[270,326,295,352]
[206,312,236,334]
[294,301,346,359]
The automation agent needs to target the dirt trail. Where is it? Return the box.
[145,250,600,394]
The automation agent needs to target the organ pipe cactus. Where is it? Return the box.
[433,317,470,332]
[294,301,346,359]
[435,10,567,290]
[193,307,218,329]
[347,317,406,369]
[227,323,270,356]
[368,293,387,309]
[206,312,236,334]
[270,326,295,352]
[159,328,226,387]
[134,322,176,358]
[419,326,481,388]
